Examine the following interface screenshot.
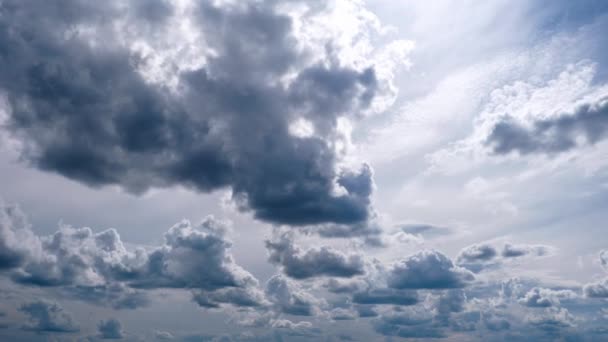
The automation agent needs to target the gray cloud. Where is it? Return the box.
[0,200,261,310]
[456,242,553,272]
[583,278,608,298]
[0,201,39,270]
[372,307,445,339]
[264,275,320,316]
[525,308,576,332]
[518,287,578,308]
[600,250,608,271]
[352,289,418,306]
[486,96,608,155]
[0,0,378,228]
[502,243,551,258]
[98,319,124,340]
[388,250,474,289]
[154,330,175,340]
[457,243,498,263]
[265,233,365,279]
[19,299,79,333]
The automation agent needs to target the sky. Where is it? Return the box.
[0,0,607,341]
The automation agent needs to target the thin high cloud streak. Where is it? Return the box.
[0,0,607,341]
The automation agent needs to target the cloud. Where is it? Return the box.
[97,319,124,340]
[372,307,445,339]
[388,250,474,289]
[352,289,418,306]
[600,250,608,271]
[329,308,357,321]
[583,278,608,298]
[0,201,40,270]
[154,330,174,340]
[0,200,261,310]
[19,299,79,333]
[456,242,554,272]
[486,96,608,155]
[265,233,365,279]
[518,287,578,308]
[501,243,552,258]
[0,0,391,228]
[525,308,576,332]
[324,279,367,294]
[457,243,498,263]
[264,275,320,316]
[399,223,452,238]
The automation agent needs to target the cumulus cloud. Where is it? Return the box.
[0,0,399,228]
[352,288,418,306]
[486,96,608,155]
[388,250,474,289]
[0,200,261,310]
[456,242,554,272]
[19,299,79,333]
[583,278,608,298]
[265,275,320,316]
[154,330,174,340]
[518,287,578,308]
[265,233,365,279]
[97,319,124,340]
[501,243,552,258]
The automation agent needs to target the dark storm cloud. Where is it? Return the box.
[265,233,365,279]
[97,319,124,340]
[0,0,378,227]
[19,299,79,333]
[485,96,608,155]
[387,250,474,289]
[0,200,262,309]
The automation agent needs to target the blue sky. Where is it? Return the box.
[0,0,607,341]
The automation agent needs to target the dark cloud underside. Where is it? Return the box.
[0,0,377,227]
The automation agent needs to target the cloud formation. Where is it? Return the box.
[97,319,124,340]
[0,0,386,228]
[19,299,79,333]
[265,233,365,279]
[486,96,608,155]
[0,200,261,310]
